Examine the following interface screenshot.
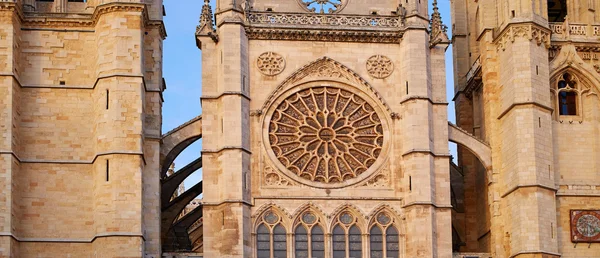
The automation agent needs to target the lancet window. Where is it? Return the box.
[256,210,288,258]
[332,212,363,258]
[552,72,581,117]
[294,211,325,258]
[369,211,400,258]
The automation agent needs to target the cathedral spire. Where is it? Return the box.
[196,0,219,42]
[430,0,449,46]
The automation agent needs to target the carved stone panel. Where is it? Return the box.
[297,0,348,14]
[266,85,387,188]
[571,210,600,242]
[257,52,286,76]
[366,55,394,79]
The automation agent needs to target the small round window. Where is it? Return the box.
[297,0,348,14]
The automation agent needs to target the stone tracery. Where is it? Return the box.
[298,0,347,14]
[366,55,394,79]
[257,52,286,76]
[268,86,384,184]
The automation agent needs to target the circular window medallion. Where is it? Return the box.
[302,212,317,224]
[267,86,386,187]
[376,213,391,225]
[366,55,394,79]
[264,211,280,224]
[257,52,286,76]
[340,212,354,224]
[297,0,348,14]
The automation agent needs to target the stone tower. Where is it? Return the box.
[451,0,600,257]
[196,0,453,257]
[0,0,165,257]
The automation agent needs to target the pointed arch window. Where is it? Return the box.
[332,212,362,258]
[294,211,325,258]
[369,212,400,258]
[256,210,288,258]
[552,72,585,118]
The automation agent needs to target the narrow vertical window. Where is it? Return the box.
[311,226,325,258]
[370,227,383,257]
[106,89,110,110]
[332,225,346,258]
[106,159,110,181]
[257,224,271,258]
[386,226,400,257]
[555,72,579,116]
[273,224,287,258]
[295,226,309,258]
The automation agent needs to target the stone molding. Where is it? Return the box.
[0,232,145,243]
[245,27,403,43]
[495,23,551,51]
[0,1,167,39]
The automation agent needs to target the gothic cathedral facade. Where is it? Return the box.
[0,0,600,257]
[196,0,454,257]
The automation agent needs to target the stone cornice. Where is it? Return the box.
[0,2,166,39]
[494,22,551,51]
[245,27,403,43]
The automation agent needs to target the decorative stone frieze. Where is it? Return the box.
[257,52,286,76]
[366,55,394,79]
[496,24,551,51]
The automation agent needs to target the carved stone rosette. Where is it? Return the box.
[266,85,387,188]
[366,55,394,79]
[257,52,286,76]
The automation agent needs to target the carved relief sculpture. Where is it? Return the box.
[366,55,394,79]
[257,52,286,76]
[268,86,384,186]
[571,210,600,242]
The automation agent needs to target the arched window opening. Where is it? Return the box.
[294,211,325,258]
[548,0,567,22]
[554,72,580,117]
[256,210,288,258]
[332,212,362,258]
[369,212,400,258]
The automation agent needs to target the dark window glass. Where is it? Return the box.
[333,225,346,258]
[548,0,567,22]
[370,226,383,258]
[559,91,577,115]
[312,226,325,258]
[348,225,362,258]
[273,224,287,258]
[386,226,400,258]
[257,224,271,258]
[295,226,309,258]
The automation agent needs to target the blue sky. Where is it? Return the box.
[162,0,456,189]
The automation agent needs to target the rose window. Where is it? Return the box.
[298,0,347,14]
[268,86,384,184]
